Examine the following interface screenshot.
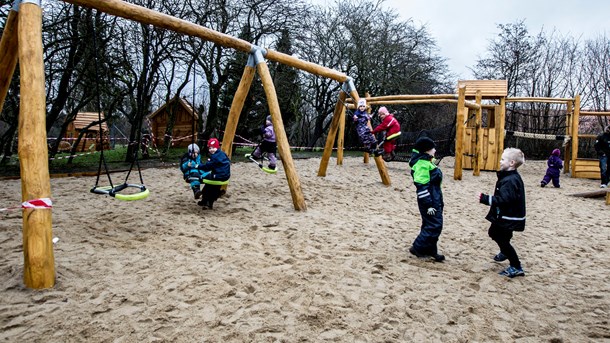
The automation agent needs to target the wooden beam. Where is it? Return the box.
[570,95,580,178]
[0,9,19,115]
[347,98,481,110]
[473,90,483,176]
[453,86,466,180]
[373,155,391,186]
[221,63,256,160]
[496,97,506,170]
[61,0,348,82]
[18,2,55,289]
[579,111,610,116]
[346,94,458,102]
[506,97,574,103]
[336,103,345,165]
[257,59,306,211]
[318,92,346,177]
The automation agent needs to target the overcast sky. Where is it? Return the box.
[380,0,609,80]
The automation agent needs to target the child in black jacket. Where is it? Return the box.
[479,148,526,278]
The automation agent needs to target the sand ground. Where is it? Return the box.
[1,156,609,342]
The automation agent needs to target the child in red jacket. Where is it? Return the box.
[372,107,401,161]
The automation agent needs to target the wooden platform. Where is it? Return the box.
[457,80,508,99]
[571,158,601,179]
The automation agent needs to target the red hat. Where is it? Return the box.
[207,138,219,149]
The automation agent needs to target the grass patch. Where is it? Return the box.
[0,145,357,178]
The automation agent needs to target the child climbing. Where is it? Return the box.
[352,99,377,154]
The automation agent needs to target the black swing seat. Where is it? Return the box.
[91,183,150,201]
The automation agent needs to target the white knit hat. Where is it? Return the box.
[357,99,366,107]
[188,143,200,154]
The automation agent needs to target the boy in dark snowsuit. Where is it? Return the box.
[408,137,445,262]
[479,147,526,278]
[352,99,377,154]
[540,148,563,188]
[196,138,231,209]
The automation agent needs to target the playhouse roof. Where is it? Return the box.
[148,97,199,120]
[73,112,108,131]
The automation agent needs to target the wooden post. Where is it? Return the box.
[18,1,55,289]
[496,97,506,170]
[453,86,466,180]
[256,54,306,211]
[473,90,483,176]
[337,103,345,165]
[221,61,256,159]
[373,155,391,186]
[564,100,573,174]
[0,8,19,115]
[318,92,346,177]
[570,95,580,178]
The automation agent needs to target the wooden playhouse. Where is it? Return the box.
[64,112,109,151]
[148,97,200,148]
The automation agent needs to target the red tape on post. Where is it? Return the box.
[21,198,53,209]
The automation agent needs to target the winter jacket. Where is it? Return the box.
[198,150,231,181]
[480,170,526,231]
[545,155,563,177]
[180,153,206,183]
[409,150,443,211]
[594,132,610,157]
[262,123,276,143]
[372,114,401,137]
[353,109,376,146]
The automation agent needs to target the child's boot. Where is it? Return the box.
[194,186,202,199]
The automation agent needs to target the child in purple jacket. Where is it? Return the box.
[540,148,563,188]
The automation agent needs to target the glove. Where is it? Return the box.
[427,207,436,216]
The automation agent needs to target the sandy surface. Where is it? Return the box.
[1,156,609,342]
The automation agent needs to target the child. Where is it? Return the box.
[179,143,209,199]
[372,106,401,161]
[251,115,277,170]
[352,99,377,154]
[479,147,526,278]
[196,138,231,209]
[540,148,563,188]
[594,125,610,188]
[408,137,445,262]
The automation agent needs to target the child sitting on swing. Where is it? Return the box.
[353,99,377,154]
[196,138,231,209]
[251,115,277,170]
[179,143,209,199]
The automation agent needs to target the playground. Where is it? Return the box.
[1,157,608,341]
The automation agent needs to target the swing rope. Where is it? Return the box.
[89,14,148,200]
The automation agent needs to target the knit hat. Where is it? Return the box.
[187,143,200,154]
[378,106,389,115]
[357,99,367,107]
[414,137,436,153]
[552,148,561,156]
[207,138,220,149]
[266,115,272,123]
